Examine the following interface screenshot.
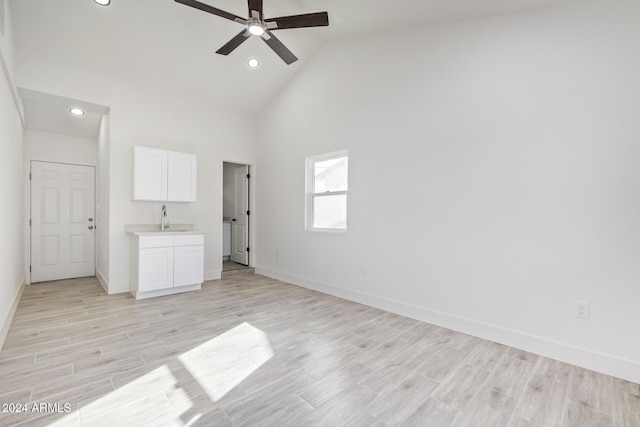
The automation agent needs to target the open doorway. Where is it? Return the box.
[222,161,251,272]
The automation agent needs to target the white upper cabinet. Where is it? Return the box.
[134,146,167,201]
[134,146,197,202]
[168,151,197,202]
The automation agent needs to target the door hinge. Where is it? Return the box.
[29,219,31,226]
[247,173,251,179]
[29,265,31,272]
[246,247,250,252]
[246,210,250,215]
[29,173,31,180]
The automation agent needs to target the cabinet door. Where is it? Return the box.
[139,247,174,291]
[174,245,204,287]
[167,152,197,202]
[134,146,167,201]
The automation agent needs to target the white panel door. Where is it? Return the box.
[167,152,197,202]
[231,165,249,265]
[174,245,204,287]
[31,161,95,283]
[134,146,167,201]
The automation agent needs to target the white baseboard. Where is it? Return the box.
[205,270,221,281]
[256,267,640,384]
[0,279,26,351]
[96,271,128,295]
[108,281,131,295]
[96,269,109,293]
[101,272,218,295]
[133,283,201,300]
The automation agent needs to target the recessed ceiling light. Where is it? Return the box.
[69,108,85,116]
[93,0,111,6]
[247,58,260,68]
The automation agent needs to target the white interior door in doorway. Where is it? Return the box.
[31,161,96,283]
[231,165,249,265]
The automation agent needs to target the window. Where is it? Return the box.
[306,150,348,231]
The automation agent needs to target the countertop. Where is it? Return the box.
[125,224,206,236]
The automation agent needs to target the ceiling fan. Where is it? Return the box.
[175,0,329,65]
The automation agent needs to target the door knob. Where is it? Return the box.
[88,225,94,230]
[232,218,236,222]
[88,218,94,222]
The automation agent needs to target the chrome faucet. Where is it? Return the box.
[161,205,169,231]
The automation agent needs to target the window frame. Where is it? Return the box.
[305,150,349,233]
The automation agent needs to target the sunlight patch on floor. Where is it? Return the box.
[179,322,274,402]
[47,322,273,425]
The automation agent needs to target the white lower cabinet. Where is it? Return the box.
[130,233,204,299]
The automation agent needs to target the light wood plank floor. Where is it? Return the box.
[222,261,251,273]
[0,274,638,426]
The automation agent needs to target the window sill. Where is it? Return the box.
[306,227,347,234]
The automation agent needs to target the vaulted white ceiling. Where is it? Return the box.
[10,0,583,136]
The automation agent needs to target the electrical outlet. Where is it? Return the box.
[361,265,368,276]
[575,301,590,320]
[275,250,280,260]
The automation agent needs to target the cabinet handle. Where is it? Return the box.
[88,218,94,222]
[88,225,94,230]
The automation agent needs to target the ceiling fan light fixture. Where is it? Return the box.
[248,23,265,36]
[69,107,85,116]
[247,58,260,68]
[93,0,111,6]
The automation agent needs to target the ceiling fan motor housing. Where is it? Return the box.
[247,18,266,36]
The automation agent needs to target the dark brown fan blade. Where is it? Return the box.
[248,0,263,19]
[262,31,298,64]
[216,30,251,56]
[265,12,329,30]
[175,0,244,23]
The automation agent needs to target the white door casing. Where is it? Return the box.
[31,161,96,283]
[231,165,249,265]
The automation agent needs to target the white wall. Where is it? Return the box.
[15,55,257,292]
[23,129,96,165]
[0,0,16,82]
[97,113,110,290]
[107,95,256,290]
[256,0,640,383]
[0,0,25,346]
